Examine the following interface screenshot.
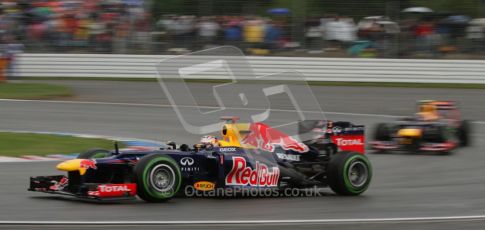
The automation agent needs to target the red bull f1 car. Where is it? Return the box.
[371,100,471,154]
[29,117,371,202]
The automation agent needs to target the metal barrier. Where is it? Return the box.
[16,53,485,83]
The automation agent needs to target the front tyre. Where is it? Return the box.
[458,120,471,147]
[327,152,372,196]
[374,123,392,141]
[134,154,182,202]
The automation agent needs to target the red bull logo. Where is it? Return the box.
[242,123,309,153]
[225,157,280,187]
[80,159,97,170]
[49,177,69,191]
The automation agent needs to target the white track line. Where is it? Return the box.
[2,215,485,225]
[0,98,400,117]
[2,98,375,115]
[2,98,483,122]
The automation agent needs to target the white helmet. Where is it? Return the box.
[200,135,217,145]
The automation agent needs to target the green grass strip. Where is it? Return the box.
[0,83,73,99]
[0,132,121,156]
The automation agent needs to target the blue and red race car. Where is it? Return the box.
[371,100,471,154]
[29,117,372,202]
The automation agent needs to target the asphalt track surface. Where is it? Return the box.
[1,80,485,229]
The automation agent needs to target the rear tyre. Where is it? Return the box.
[327,152,372,196]
[77,149,112,159]
[458,120,471,147]
[134,154,182,202]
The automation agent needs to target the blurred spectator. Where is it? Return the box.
[467,18,485,53]
[224,19,242,47]
[325,17,357,49]
[113,15,130,54]
[1,34,24,79]
[243,18,264,50]
[414,19,436,54]
[305,18,323,53]
[197,17,220,49]
[355,16,399,57]
[174,16,196,50]
[263,20,281,51]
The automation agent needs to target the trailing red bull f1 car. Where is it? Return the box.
[371,100,471,154]
[29,117,371,202]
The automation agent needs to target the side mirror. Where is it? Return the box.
[114,142,120,155]
[180,144,189,152]
[167,141,176,150]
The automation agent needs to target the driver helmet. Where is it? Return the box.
[417,103,439,121]
[200,135,218,146]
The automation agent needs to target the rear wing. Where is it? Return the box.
[418,100,458,110]
[432,101,457,110]
[299,120,365,154]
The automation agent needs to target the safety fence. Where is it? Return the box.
[15,53,485,83]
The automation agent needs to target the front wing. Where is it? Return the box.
[29,175,137,201]
[371,140,456,152]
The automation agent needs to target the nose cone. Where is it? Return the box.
[56,159,93,175]
[56,159,82,171]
